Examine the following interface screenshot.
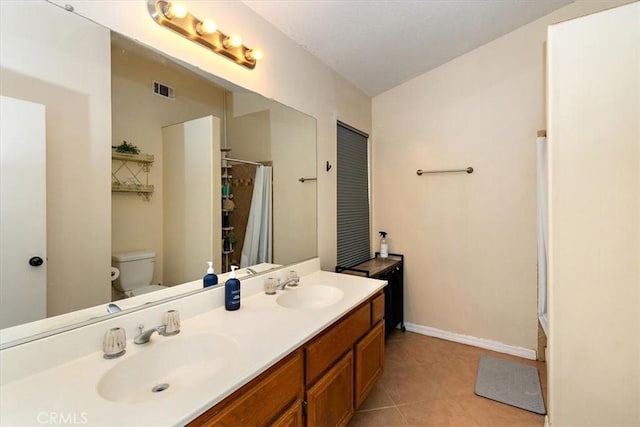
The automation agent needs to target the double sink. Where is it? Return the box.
[98,283,345,404]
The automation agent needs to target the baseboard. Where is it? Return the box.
[403,322,538,360]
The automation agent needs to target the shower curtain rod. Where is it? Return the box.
[225,157,265,166]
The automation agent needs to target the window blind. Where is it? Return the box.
[337,122,370,267]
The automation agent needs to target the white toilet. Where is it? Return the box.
[111,251,167,298]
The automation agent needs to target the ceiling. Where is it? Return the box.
[242,0,574,97]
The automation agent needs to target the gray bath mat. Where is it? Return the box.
[474,354,546,415]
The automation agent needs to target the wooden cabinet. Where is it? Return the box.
[305,352,354,427]
[305,303,370,385]
[189,350,303,426]
[355,321,385,407]
[190,291,386,427]
[305,293,385,425]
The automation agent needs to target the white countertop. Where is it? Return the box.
[0,267,385,426]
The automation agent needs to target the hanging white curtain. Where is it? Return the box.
[536,136,548,335]
[241,165,273,267]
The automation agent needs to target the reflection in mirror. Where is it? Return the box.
[0,1,317,347]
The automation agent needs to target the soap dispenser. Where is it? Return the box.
[379,231,389,258]
[203,261,218,288]
[225,265,241,311]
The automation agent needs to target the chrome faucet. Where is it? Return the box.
[277,272,300,290]
[134,310,180,344]
[134,325,169,344]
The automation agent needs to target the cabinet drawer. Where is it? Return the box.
[189,350,303,426]
[305,351,354,427]
[371,292,384,325]
[355,321,385,408]
[305,303,370,385]
[271,399,303,427]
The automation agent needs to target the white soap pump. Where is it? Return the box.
[379,231,389,258]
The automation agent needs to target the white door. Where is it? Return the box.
[0,95,47,328]
[162,116,221,285]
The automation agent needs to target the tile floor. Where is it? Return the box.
[350,330,547,427]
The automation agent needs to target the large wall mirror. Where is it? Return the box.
[0,1,317,347]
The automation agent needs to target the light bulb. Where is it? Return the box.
[164,2,187,19]
[223,34,243,49]
[196,19,217,35]
[245,48,264,62]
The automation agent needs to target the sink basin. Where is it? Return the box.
[276,285,344,309]
[98,333,240,403]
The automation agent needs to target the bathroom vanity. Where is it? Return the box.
[190,291,384,426]
[0,258,387,426]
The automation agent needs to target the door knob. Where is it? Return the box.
[29,256,44,267]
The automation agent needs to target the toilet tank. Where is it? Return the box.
[112,251,155,292]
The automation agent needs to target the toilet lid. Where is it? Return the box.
[130,284,167,297]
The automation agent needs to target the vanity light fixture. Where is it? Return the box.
[148,0,263,70]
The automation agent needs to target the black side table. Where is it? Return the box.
[336,253,405,338]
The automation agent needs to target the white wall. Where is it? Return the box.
[371,0,631,351]
[0,2,111,316]
[547,3,639,425]
[55,0,372,271]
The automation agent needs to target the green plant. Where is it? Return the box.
[227,231,238,244]
[113,140,140,155]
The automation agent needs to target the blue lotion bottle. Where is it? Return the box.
[225,265,241,311]
[203,261,218,288]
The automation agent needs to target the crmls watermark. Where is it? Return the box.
[37,412,88,425]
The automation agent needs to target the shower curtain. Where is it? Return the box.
[241,165,273,267]
[537,135,548,335]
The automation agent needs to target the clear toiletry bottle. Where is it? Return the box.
[203,261,218,288]
[225,265,241,311]
[379,231,389,258]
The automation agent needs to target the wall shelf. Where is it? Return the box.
[111,183,154,193]
[221,148,234,272]
[111,151,154,164]
[112,150,154,201]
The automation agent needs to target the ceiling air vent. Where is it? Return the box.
[152,81,175,99]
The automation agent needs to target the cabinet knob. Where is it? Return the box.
[29,256,44,267]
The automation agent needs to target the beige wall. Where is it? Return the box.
[57,0,372,271]
[270,103,317,265]
[111,44,226,284]
[0,2,111,316]
[371,0,631,351]
[547,3,639,425]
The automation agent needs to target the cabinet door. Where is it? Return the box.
[305,351,354,427]
[271,399,303,427]
[355,321,385,408]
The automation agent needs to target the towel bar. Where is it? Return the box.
[416,167,473,176]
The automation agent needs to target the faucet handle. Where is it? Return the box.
[163,310,180,335]
[103,327,126,359]
[287,270,300,286]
